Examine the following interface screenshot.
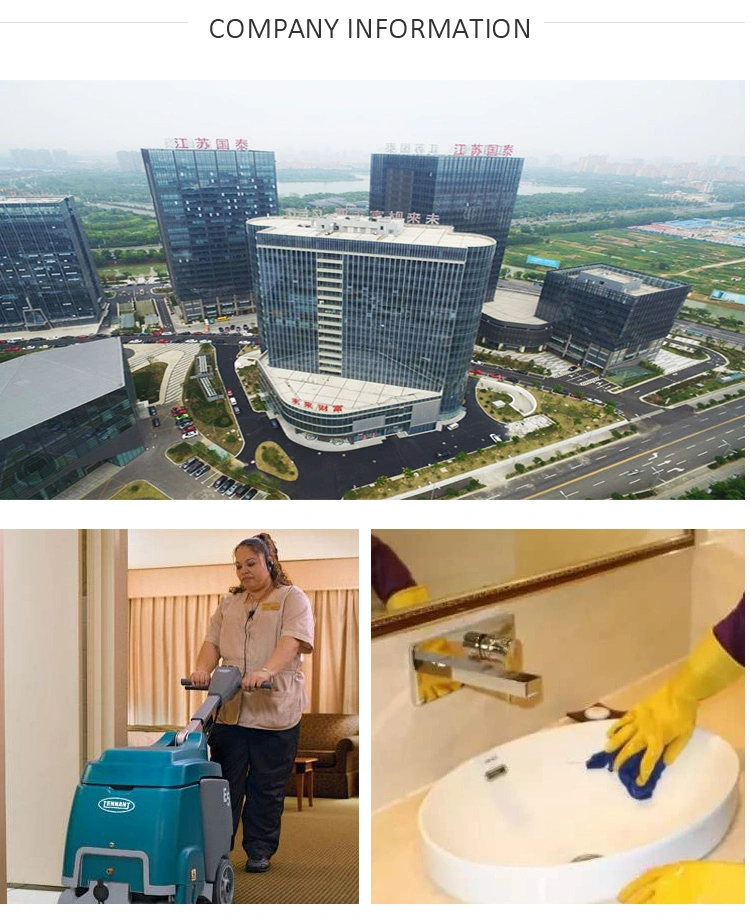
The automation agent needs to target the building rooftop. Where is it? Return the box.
[0,196,69,206]
[249,215,496,250]
[258,355,441,414]
[482,287,546,325]
[0,338,126,440]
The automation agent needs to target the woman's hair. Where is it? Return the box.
[230,532,292,592]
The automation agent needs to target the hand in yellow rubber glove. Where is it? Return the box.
[604,630,744,786]
[618,861,744,904]
[416,638,463,702]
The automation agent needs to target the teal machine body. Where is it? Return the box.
[59,667,245,904]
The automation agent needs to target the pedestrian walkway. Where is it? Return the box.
[652,348,704,375]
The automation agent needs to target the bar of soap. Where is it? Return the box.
[584,705,611,720]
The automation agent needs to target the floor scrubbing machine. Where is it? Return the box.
[59,666,253,904]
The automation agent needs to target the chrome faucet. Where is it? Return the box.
[410,613,542,706]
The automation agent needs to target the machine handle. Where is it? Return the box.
[181,678,273,690]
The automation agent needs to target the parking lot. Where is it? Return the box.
[176,454,264,500]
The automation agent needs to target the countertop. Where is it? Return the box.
[371,662,745,903]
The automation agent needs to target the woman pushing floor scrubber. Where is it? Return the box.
[58,666,268,904]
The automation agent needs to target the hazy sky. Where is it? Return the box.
[0,81,743,162]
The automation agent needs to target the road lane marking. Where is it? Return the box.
[697,451,708,457]
[593,480,605,486]
[706,437,717,442]
[685,444,696,449]
[629,479,641,484]
[521,415,744,500]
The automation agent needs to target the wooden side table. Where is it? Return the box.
[294,757,318,811]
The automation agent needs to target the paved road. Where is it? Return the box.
[673,320,744,347]
[467,400,744,501]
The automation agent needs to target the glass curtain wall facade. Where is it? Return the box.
[0,197,103,331]
[142,149,278,320]
[0,387,143,500]
[370,154,524,301]
[248,219,495,418]
[537,265,691,371]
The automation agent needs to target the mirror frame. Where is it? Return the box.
[372,530,695,638]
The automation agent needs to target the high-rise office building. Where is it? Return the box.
[142,147,278,321]
[536,264,691,372]
[247,213,495,442]
[0,339,145,499]
[369,152,524,301]
[0,196,103,332]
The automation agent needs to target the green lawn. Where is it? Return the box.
[256,442,299,481]
[503,228,745,301]
[132,361,167,403]
[110,481,170,500]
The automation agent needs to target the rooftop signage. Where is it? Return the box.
[163,138,251,150]
[384,143,515,156]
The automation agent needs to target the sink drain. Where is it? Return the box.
[571,854,602,863]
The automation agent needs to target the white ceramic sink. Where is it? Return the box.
[419,720,739,903]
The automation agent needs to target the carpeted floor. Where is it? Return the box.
[231,797,359,903]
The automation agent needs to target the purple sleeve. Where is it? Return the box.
[713,594,745,667]
[371,536,416,604]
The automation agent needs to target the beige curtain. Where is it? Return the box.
[301,589,359,714]
[129,588,359,727]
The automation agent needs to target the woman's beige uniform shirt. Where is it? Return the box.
[205,584,314,730]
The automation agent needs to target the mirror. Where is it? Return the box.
[372,530,694,637]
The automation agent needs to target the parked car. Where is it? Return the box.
[151,417,160,428]
[434,450,452,461]
[193,463,210,478]
[226,389,233,397]
[219,478,235,494]
[270,418,280,429]
[212,475,228,490]
[489,433,503,443]
[234,484,250,499]
[241,488,258,501]
[148,406,157,417]
[225,481,239,497]
[181,431,199,439]
[446,422,459,431]
[182,457,199,471]
[229,396,238,406]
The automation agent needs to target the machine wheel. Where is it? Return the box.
[212,858,234,904]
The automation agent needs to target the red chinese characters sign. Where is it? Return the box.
[290,398,345,413]
[453,143,514,157]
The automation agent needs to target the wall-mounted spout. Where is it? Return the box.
[410,612,543,706]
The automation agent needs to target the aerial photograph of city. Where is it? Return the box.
[0,80,744,501]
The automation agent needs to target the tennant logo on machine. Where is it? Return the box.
[98,798,136,814]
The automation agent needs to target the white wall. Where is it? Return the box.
[128,529,359,569]
[690,530,745,644]
[3,531,82,886]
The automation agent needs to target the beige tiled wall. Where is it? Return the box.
[373,545,695,812]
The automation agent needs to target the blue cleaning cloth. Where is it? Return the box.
[586,749,667,800]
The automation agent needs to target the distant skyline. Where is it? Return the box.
[0,81,744,164]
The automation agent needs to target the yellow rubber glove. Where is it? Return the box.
[605,630,744,786]
[386,583,429,613]
[618,861,744,904]
[416,638,463,702]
